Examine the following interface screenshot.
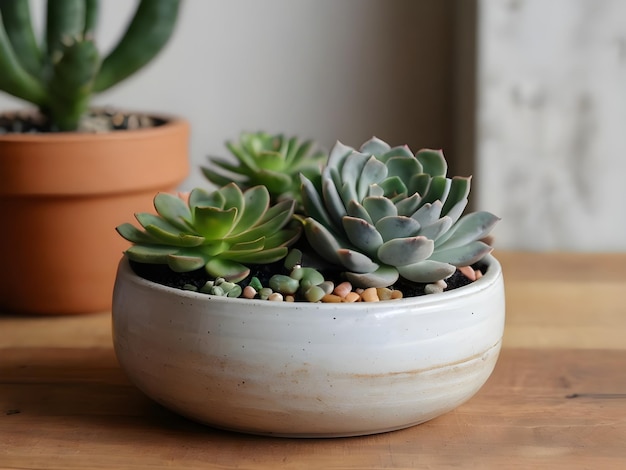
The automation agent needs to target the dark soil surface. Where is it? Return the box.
[129,258,485,301]
[0,108,166,134]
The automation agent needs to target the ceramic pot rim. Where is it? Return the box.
[116,254,503,311]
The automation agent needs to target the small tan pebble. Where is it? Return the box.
[243,286,257,299]
[391,290,403,300]
[361,287,379,302]
[355,288,364,295]
[333,281,353,298]
[268,292,284,302]
[458,265,476,282]
[424,279,447,295]
[285,295,295,302]
[475,269,483,279]
[321,294,343,303]
[376,287,394,301]
[344,291,361,303]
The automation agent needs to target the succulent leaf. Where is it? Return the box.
[375,216,421,241]
[153,193,192,231]
[345,265,399,288]
[342,216,383,256]
[377,236,434,267]
[362,197,397,224]
[429,241,493,267]
[336,249,379,273]
[435,211,501,250]
[415,149,447,177]
[397,260,457,283]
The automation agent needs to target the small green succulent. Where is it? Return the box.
[202,132,326,205]
[116,183,301,283]
[299,137,500,288]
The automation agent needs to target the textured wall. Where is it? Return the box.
[477,0,626,251]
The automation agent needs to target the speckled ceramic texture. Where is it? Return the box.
[112,255,505,438]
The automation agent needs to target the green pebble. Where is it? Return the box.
[249,277,263,291]
[304,285,326,302]
[183,284,198,292]
[269,274,300,295]
[259,287,273,300]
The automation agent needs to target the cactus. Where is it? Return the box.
[0,0,180,131]
[300,137,500,288]
[116,183,301,283]
[202,132,326,205]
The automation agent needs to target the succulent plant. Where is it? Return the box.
[299,137,500,288]
[202,132,326,205]
[0,0,180,131]
[116,183,301,283]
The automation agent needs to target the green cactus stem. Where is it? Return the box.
[0,0,180,131]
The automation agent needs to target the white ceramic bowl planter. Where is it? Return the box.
[112,254,505,438]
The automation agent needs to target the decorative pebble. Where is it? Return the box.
[259,287,273,300]
[458,265,476,282]
[361,287,379,302]
[268,292,284,302]
[318,281,334,295]
[304,285,326,302]
[321,294,343,303]
[334,282,352,298]
[284,249,303,270]
[285,295,295,302]
[424,279,447,294]
[269,274,299,294]
[475,269,483,279]
[391,290,403,300]
[243,286,257,299]
[376,287,394,301]
[344,292,361,303]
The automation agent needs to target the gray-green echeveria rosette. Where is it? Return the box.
[299,137,500,288]
[116,183,301,283]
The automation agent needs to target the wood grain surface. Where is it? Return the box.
[1,251,625,469]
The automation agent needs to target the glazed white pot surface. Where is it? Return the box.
[112,255,505,437]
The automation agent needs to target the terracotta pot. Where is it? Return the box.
[112,255,505,437]
[0,114,189,314]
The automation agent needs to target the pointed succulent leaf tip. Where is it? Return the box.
[435,211,501,250]
[359,136,391,156]
[441,176,471,216]
[412,201,443,227]
[116,223,160,245]
[125,245,178,264]
[362,197,397,224]
[429,241,493,267]
[297,136,500,288]
[336,249,379,273]
[416,149,447,177]
[357,156,387,200]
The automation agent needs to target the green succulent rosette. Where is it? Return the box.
[300,137,500,288]
[202,132,326,205]
[117,183,301,283]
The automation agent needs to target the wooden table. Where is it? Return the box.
[1,252,625,469]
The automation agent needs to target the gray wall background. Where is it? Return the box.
[1,0,624,252]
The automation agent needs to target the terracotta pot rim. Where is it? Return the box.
[0,109,187,143]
